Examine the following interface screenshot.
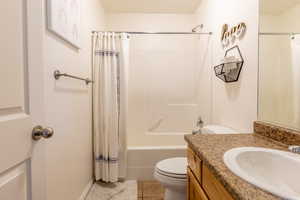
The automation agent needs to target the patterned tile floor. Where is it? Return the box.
[138,181,164,200]
[86,180,137,200]
[85,180,164,200]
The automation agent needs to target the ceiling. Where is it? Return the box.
[100,0,202,13]
[260,0,300,15]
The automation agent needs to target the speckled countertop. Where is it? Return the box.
[184,133,288,200]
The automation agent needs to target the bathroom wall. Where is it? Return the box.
[106,14,212,147]
[195,0,259,132]
[107,14,197,31]
[43,0,106,199]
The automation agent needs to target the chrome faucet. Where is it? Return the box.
[288,146,300,154]
[196,116,204,128]
[192,116,204,135]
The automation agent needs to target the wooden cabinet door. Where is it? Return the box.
[187,168,209,200]
[202,165,234,200]
[187,147,202,183]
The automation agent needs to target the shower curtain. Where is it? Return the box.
[291,35,300,126]
[92,32,129,183]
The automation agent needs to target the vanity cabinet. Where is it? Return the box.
[187,168,209,200]
[187,147,234,200]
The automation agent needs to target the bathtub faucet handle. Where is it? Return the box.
[197,116,204,128]
[192,116,204,135]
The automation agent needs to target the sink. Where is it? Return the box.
[223,147,300,200]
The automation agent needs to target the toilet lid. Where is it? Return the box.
[156,157,187,176]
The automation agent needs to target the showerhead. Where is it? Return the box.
[192,24,204,32]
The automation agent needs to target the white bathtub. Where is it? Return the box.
[126,125,239,180]
[127,145,187,180]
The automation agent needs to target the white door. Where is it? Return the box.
[0,1,47,200]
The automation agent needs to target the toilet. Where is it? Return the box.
[154,125,237,200]
[154,157,187,200]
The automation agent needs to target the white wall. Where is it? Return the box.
[107,14,198,32]
[195,0,259,132]
[107,14,212,147]
[43,0,106,199]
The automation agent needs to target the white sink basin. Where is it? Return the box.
[224,147,300,200]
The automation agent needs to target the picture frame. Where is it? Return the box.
[47,0,81,49]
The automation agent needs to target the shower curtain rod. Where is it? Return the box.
[92,31,213,35]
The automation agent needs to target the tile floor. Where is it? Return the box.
[86,180,137,200]
[138,181,165,200]
[85,180,164,200]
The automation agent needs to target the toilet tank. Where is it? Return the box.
[201,125,238,134]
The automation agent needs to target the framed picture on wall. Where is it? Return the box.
[47,0,81,49]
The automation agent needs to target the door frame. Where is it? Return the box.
[26,0,46,199]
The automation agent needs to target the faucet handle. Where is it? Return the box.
[289,146,300,154]
[197,116,204,128]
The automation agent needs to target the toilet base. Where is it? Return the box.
[164,188,186,200]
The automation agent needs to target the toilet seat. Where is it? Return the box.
[155,157,187,179]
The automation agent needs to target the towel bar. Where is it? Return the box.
[54,70,93,85]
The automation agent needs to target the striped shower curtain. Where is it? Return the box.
[92,32,129,182]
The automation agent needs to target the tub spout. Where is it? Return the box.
[192,116,204,135]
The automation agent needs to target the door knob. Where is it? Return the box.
[32,126,54,141]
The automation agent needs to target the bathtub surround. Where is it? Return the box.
[107,14,212,147]
[43,0,106,199]
[106,0,259,148]
[92,32,129,182]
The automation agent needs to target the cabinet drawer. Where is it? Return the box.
[187,167,209,200]
[187,147,202,183]
[202,165,234,200]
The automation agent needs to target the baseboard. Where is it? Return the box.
[78,180,94,200]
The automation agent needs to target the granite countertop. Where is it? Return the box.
[184,133,288,200]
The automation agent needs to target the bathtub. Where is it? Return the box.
[127,145,187,180]
[126,125,239,180]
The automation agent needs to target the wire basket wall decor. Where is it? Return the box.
[214,45,244,83]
